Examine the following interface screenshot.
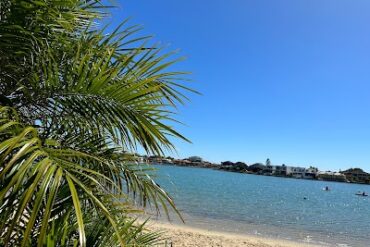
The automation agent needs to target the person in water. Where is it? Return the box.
[356,191,367,196]
[325,186,329,191]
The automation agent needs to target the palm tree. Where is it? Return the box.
[0,0,193,246]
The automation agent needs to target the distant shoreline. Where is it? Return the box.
[149,161,370,186]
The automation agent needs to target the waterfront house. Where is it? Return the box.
[317,171,347,182]
[264,165,276,175]
[340,168,370,184]
[286,166,307,178]
[303,167,318,179]
[263,165,316,179]
[274,164,288,176]
[162,158,173,164]
[148,156,164,163]
[173,159,192,165]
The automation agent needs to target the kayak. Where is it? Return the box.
[355,193,368,197]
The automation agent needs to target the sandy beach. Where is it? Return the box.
[149,221,321,247]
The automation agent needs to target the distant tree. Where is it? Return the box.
[247,163,266,173]
[220,161,247,172]
[235,162,248,170]
[309,166,318,172]
[221,161,234,166]
[344,168,365,173]
[266,158,271,167]
[188,156,203,162]
[220,161,234,170]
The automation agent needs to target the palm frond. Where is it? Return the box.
[1,0,194,245]
[0,106,182,246]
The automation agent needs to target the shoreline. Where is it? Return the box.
[152,163,370,186]
[148,221,322,247]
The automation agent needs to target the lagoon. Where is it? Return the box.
[151,164,370,247]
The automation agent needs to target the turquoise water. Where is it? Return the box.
[151,165,370,247]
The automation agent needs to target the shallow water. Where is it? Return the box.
[150,164,370,247]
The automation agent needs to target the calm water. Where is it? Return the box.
[150,165,370,247]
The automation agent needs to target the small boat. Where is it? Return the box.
[355,192,368,197]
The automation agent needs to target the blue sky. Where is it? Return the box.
[108,0,370,171]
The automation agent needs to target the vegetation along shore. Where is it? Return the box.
[141,155,370,185]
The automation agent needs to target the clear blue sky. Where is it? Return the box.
[108,0,370,171]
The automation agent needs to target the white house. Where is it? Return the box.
[286,166,306,178]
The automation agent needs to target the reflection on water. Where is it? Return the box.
[150,165,370,247]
